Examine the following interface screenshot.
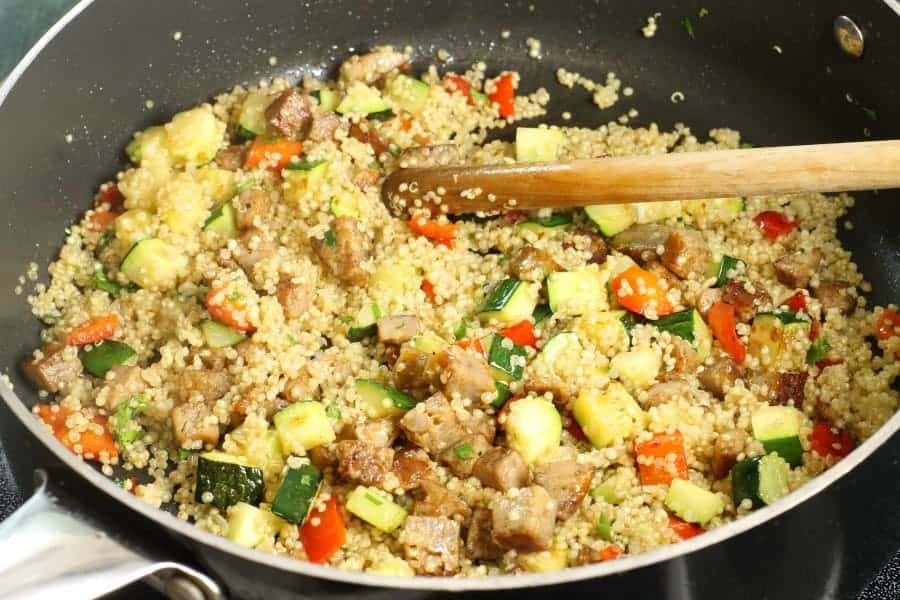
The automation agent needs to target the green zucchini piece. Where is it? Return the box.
[354,379,418,419]
[546,268,605,316]
[584,204,636,237]
[238,90,272,137]
[478,279,539,325]
[385,75,430,114]
[366,109,396,121]
[595,515,614,541]
[664,478,724,525]
[336,82,390,115]
[709,255,744,287]
[760,436,803,467]
[732,453,791,509]
[348,303,382,342]
[517,212,573,234]
[226,502,283,547]
[201,320,247,348]
[486,334,528,382]
[120,238,184,290]
[755,310,811,325]
[112,394,146,445]
[272,465,323,524]
[491,381,512,409]
[345,486,407,532]
[203,203,238,237]
[532,303,553,325]
[92,269,122,295]
[504,396,562,465]
[470,90,489,105]
[273,401,336,455]
[195,451,265,509]
[80,341,136,378]
[410,332,447,354]
[515,127,566,162]
[284,158,327,171]
[806,337,832,365]
[751,405,803,467]
[315,88,339,112]
[653,308,712,361]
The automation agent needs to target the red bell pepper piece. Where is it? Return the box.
[634,431,689,486]
[443,74,474,105]
[456,338,485,356]
[753,211,798,241]
[245,137,304,171]
[809,422,854,459]
[600,544,623,561]
[409,216,458,247]
[876,309,900,341]
[784,291,808,313]
[707,301,746,363]
[421,279,437,303]
[205,288,256,333]
[669,515,703,540]
[488,72,516,118]
[299,496,346,564]
[499,320,537,349]
[611,266,674,318]
[95,183,125,212]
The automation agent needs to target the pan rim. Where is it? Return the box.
[2,0,899,591]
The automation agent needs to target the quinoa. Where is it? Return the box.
[23,46,899,578]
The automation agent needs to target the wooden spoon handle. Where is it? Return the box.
[382,140,900,215]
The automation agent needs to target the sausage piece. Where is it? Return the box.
[348,121,389,157]
[399,393,468,455]
[413,479,471,521]
[721,280,771,323]
[507,246,562,281]
[710,429,748,479]
[172,400,219,447]
[339,46,408,86]
[276,279,311,320]
[310,216,372,286]
[335,440,394,487]
[642,380,692,408]
[393,346,435,399]
[698,356,744,399]
[532,460,594,520]
[662,228,712,279]
[308,111,347,142]
[392,448,432,491]
[472,447,528,491]
[265,89,312,139]
[465,507,505,560]
[234,189,271,230]
[610,224,672,264]
[21,343,83,394]
[233,227,277,275]
[399,516,461,576]
[438,434,491,478]
[377,315,421,344]
[436,346,495,403]
[490,485,557,552]
[215,144,246,170]
[99,365,146,410]
[774,248,823,289]
[813,280,856,315]
[775,371,808,406]
[176,368,231,405]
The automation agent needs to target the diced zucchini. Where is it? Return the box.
[595,515,614,541]
[355,379,418,419]
[609,347,661,389]
[749,313,809,369]
[316,88,339,112]
[201,320,247,348]
[532,303,553,325]
[226,502,284,548]
[576,311,630,354]
[203,202,238,238]
[92,269,122,296]
[546,268,606,316]
[126,125,170,166]
[591,474,626,505]
[517,212,573,234]
[751,405,803,467]
[367,557,416,576]
[536,332,582,375]
[478,279,539,325]
[195,451,265,509]
[664,478,724,526]
[634,201,683,224]
[683,197,745,224]
[330,190,361,218]
[487,334,528,381]
[238,90,272,137]
[654,308,712,361]
[385,75,430,115]
[573,382,645,448]
[273,401,336,455]
[336,82,391,115]
[272,465,323,524]
[731,453,791,509]
[708,255,744,287]
[282,161,329,206]
[165,106,226,167]
[518,547,568,573]
[346,486,407,532]
[112,394,146,445]
[504,396,562,465]
[114,208,154,247]
[120,238,186,290]
[491,380,512,409]
[348,303,381,342]
[515,127,566,162]
[584,204,636,237]
[80,341,136,378]
[370,259,421,299]
[410,332,448,354]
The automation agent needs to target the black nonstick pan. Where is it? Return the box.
[0,1,898,599]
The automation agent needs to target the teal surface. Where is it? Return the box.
[0,0,77,79]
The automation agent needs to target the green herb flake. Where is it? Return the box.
[806,337,833,365]
[97,228,115,250]
[740,142,755,149]
[698,7,709,18]
[235,178,259,194]
[862,107,878,122]
[228,291,243,301]
[454,443,474,460]
[92,269,122,295]
[323,229,337,248]
[285,158,326,171]
[682,17,695,39]
[326,404,342,420]
[113,394,147,446]
[595,515,614,541]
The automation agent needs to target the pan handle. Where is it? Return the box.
[0,469,223,600]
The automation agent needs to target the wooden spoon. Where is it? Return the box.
[382,140,900,215]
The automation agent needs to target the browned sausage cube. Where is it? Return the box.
[611,224,673,264]
[352,167,382,190]
[349,121,389,157]
[645,260,681,292]
[533,460,594,520]
[335,440,395,487]
[524,380,572,407]
[506,246,562,281]
[662,229,712,279]
[392,448,432,491]
[234,227,277,274]
[813,280,856,315]
[172,400,220,448]
[413,479,471,521]
[399,393,468,455]
[698,356,744,399]
[214,144,246,170]
[176,368,232,405]
[472,447,528,491]
[399,516,461,576]
[392,346,435,399]
[308,111,347,142]
[642,380,692,408]
[721,280,771,323]
[774,248,822,289]
[490,485,557,552]
[310,217,372,286]
[234,189,271,230]
[710,429,748,479]
[466,507,505,561]
[377,315,421,344]
[349,418,399,447]
[775,371,808,406]
[464,409,497,444]
[668,336,700,375]
[276,279,311,320]
[437,346,496,403]
[265,89,311,138]
[438,434,492,478]
[339,46,408,86]
[308,445,337,470]
[21,343,83,394]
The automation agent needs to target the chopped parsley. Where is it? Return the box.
[323,229,337,247]
[454,443,474,460]
[285,158,326,171]
[92,269,122,295]
[595,515,614,541]
[698,7,709,18]
[113,394,147,445]
[326,404,342,419]
[682,17,695,39]
[228,291,243,301]
[806,337,833,365]
[862,107,878,122]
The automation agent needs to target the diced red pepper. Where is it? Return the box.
[409,216,458,247]
[299,496,346,564]
[36,404,118,462]
[456,338,485,356]
[816,358,845,371]
[611,265,674,318]
[753,211,798,241]
[87,210,121,233]
[67,314,120,345]
[499,320,537,349]
[810,319,821,341]
[421,279,437,303]
[876,309,900,341]
[488,72,516,118]
[245,137,304,171]
[205,288,256,333]
[669,515,703,540]
[809,422,855,459]
[95,183,125,212]
[634,431,689,486]
[443,74,474,105]
[600,544,623,561]
[398,115,414,131]
[708,301,746,363]
[784,291,808,313]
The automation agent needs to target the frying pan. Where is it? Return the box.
[0,1,898,598]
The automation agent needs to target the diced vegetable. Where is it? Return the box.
[518,547,568,573]
[354,379,418,419]
[336,82,391,115]
[80,341,136,378]
[499,320,538,349]
[205,288,256,333]
[584,204,636,237]
[805,337,832,365]
[408,216,458,247]
[120,238,186,290]
[595,515,614,541]
[126,126,169,165]
[443,74,474,104]
[348,303,381,342]
[517,212,573,234]
[488,72,516,118]
[272,465,323,524]
[112,394,146,446]
[591,474,626,505]
[536,332,582,375]
[491,380,512,409]
[226,502,283,548]
[668,515,703,540]
[410,332,448,354]
[809,422,854,459]
[478,279,539,325]
[201,320,247,348]
[273,401,336,455]
[876,309,900,340]
[753,210,797,241]
[610,265,674,318]
[385,75,430,114]
[532,303,553,325]
[708,301,746,363]
[783,291,809,314]
[420,279,437,303]
[300,495,346,563]
[503,395,562,465]
[315,88,339,112]
[345,486,407,532]
[634,431,688,486]
[245,137,304,171]
[486,334,528,381]
[238,90,273,137]
[664,479,724,525]
[575,311,630,355]
[67,314,119,346]
[709,255,744,287]
[515,127,566,162]
[654,308,712,361]
[195,451,265,509]
[573,382,645,448]
[634,201,683,224]
[36,404,118,461]
[610,347,661,389]
[92,269,122,296]
[731,453,791,509]
[203,202,238,238]
[547,268,606,316]
[751,405,803,467]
